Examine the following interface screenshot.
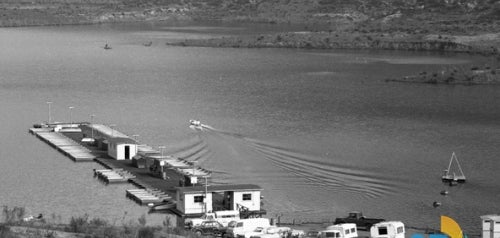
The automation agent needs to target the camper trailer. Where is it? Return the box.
[318,223,358,238]
[370,221,405,238]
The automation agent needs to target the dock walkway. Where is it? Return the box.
[126,189,172,205]
[94,169,136,184]
[29,128,96,162]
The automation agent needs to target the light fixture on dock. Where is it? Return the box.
[158,145,166,157]
[132,134,139,154]
[109,124,116,137]
[68,106,74,126]
[46,101,52,125]
[90,114,95,138]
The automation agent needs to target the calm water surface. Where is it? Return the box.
[0,22,499,234]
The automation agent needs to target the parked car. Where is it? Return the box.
[186,210,241,229]
[246,226,291,238]
[192,220,226,237]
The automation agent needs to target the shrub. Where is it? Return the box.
[0,224,16,238]
[2,206,26,224]
[68,214,89,233]
[137,227,155,238]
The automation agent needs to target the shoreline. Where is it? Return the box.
[166,31,500,58]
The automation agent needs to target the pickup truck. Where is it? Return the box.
[333,211,385,230]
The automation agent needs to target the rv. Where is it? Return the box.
[226,218,271,238]
[318,223,358,238]
[370,221,405,238]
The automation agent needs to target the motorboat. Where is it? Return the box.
[149,200,176,212]
[189,119,201,127]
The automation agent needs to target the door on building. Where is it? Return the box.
[125,145,130,159]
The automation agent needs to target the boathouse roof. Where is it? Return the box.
[81,124,129,138]
[108,137,137,144]
[176,184,262,194]
[481,214,500,221]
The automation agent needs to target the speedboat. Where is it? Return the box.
[189,119,202,127]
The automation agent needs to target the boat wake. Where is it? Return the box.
[244,138,402,199]
[183,124,403,200]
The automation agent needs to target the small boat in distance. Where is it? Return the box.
[143,41,152,47]
[104,43,112,50]
[442,152,466,184]
[189,119,202,129]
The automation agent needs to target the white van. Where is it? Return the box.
[318,223,358,238]
[226,218,271,238]
[370,221,405,238]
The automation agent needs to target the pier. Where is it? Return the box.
[29,122,266,219]
[29,127,96,162]
[29,123,207,207]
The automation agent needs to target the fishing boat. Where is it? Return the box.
[441,152,466,183]
[104,43,112,50]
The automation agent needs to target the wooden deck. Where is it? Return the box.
[29,128,96,162]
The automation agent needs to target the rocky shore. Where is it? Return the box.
[167,31,500,57]
[386,65,500,85]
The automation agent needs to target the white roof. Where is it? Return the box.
[89,124,129,138]
[372,221,404,227]
[481,215,500,222]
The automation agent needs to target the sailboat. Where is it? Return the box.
[441,152,466,183]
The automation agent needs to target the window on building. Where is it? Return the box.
[194,196,204,203]
[378,227,388,235]
[242,193,252,201]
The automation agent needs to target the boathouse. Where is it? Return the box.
[481,215,500,238]
[107,137,137,160]
[79,124,137,160]
[174,184,265,218]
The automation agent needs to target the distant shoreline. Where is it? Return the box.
[166,31,500,58]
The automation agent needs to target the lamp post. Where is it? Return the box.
[90,114,95,138]
[191,160,197,187]
[68,106,74,126]
[204,176,208,213]
[109,124,116,137]
[132,134,139,154]
[46,101,52,125]
[158,145,166,157]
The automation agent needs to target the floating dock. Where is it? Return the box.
[126,189,172,205]
[29,127,96,162]
[94,169,136,184]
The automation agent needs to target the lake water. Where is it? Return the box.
[0,22,499,235]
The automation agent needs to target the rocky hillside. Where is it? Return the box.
[0,0,499,32]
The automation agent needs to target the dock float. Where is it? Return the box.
[126,189,172,205]
[29,128,96,162]
[94,169,136,184]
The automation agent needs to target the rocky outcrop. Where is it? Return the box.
[386,67,500,85]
